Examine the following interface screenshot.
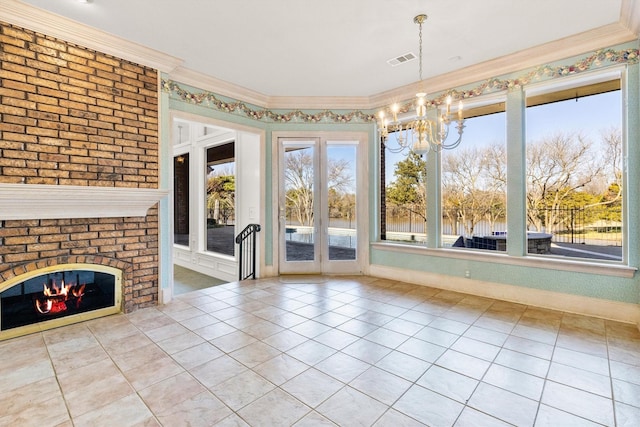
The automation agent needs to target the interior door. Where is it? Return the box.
[278,137,361,274]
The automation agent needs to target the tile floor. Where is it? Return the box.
[2,275,640,426]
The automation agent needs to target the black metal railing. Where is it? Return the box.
[235,224,261,280]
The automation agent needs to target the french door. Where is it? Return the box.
[277,135,365,274]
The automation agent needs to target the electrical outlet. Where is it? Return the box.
[464,270,470,278]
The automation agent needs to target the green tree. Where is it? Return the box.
[207,174,235,224]
[386,152,427,223]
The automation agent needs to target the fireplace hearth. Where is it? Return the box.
[0,264,122,340]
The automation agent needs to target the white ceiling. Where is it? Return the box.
[18,0,633,98]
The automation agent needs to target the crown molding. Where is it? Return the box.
[4,0,637,112]
[168,66,269,107]
[1,0,183,73]
[370,22,638,108]
[0,184,168,220]
[621,0,640,35]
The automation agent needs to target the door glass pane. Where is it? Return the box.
[205,143,235,255]
[284,144,316,261]
[327,143,356,260]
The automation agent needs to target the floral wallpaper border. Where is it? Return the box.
[162,47,638,124]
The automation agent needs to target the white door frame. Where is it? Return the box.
[272,131,368,275]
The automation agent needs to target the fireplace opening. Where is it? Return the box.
[0,264,122,339]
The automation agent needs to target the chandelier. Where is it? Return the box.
[378,14,465,155]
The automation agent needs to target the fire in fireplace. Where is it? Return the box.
[0,265,121,338]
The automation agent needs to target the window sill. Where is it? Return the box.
[371,242,636,279]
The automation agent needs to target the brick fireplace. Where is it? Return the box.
[0,22,165,338]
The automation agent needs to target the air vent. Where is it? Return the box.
[387,52,416,67]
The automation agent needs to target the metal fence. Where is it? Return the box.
[384,205,622,247]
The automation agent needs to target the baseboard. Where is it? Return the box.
[369,264,640,326]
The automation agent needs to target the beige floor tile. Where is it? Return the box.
[315,351,371,383]
[215,413,251,427]
[396,337,447,363]
[611,359,640,385]
[0,376,62,418]
[72,394,155,427]
[373,408,427,426]
[463,325,509,346]
[355,310,394,327]
[211,330,258,353]
[552,346,609,375]
[155,391,232,426]
[62,372,134,418]
[229,340,281,367]
[171,341,224,369]
[192,321,237,340]
[451,336,500,361]
[0,392,70,427]
[483,364,545,400]
[468,382,538,426]
[123,355,184,390]
[473,315,517,334]
[350,366,412,405]
[616,401,640,427]
[393,384,464,426]
[282,368,344,408]
[0,358,54,393]
[413,326,459,347]
[178,313,218,330]
[288,340,337,365]
[190,354,248,388]
[417,364,478,403]
[541,380,615,425]
[428,317,470,335]
[547,362,611,398]
[109,342,167,371]
[494,348,550,378]
[314,328,359,350]
[253,353,309,385]
[436,349,491,380]
[156,330,205,354]
[511,323,558,345]
[397,309,436,326]
[503,335,554,360]
[336,318,379,337]
[210,370,275,411]
[455,407,512,427]
[534,404,601,427]
[375,350,431,382]
[138,371,206,416]
[262,329,308,352]
[237,388,311,426]
[290,319,333,338]
[293,410,338,426]
[364,327,410,349]
[613,378,640,408]
[317,386,388,426]
[556,331,608,358]
[382,318,424,336]
[342,338,392,364]
[240,319,285,340]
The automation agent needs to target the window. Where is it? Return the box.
[526,77,622,261]
[441,103,507,251]
[173,153,189,247]
[205,142,235,256]
[380,132,427,245]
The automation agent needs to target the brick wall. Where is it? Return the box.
[0,22,160,311]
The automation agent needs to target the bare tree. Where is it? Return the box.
[284,149,354,227]
[526,131,602,232]
[285,149,314,226]
[442,143,506,236]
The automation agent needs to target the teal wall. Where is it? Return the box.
[164,41,639,305]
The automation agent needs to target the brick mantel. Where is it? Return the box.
[0,183,168,220]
